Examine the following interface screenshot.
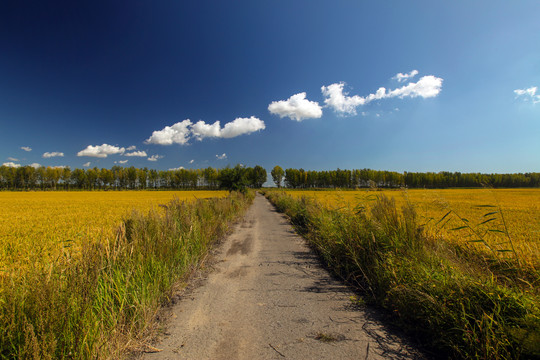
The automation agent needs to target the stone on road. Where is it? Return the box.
[140,193,424,360]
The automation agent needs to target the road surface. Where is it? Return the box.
[140,193,424,359]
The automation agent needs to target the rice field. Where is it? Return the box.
[0,191,228,275]
[286,188,540,268]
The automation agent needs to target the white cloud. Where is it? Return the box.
[114,160,128,164]
[52,165,67,169]
[216,153,227,160]
[2,162,20,168]
[124,150,148,157]
[145,119,193,145]
[169,166,184,171]
[322,75,443,115]
[126,145,137,151]
[189,159,194,164]
[7,157,18,161]
[393,70,419,82]
[21,146,32,152]
[77,144,125,158]
[146,117,265,145]
[514,86,540,104]
[42,152,64,158]
[29,163,41,169]
[220,116,265,138]
[268,92,323,121]
[83,162,91,167]
[147,154,163,162]
[191,120,222,140]
[387,75,443,99]
[321,83,367,115]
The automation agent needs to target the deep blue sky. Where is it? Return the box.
[1,1,539,173]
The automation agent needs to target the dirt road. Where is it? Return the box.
[141,194,424,359]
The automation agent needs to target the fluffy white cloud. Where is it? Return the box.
[387,75,443,99]
[146,117,265,145]
[321,83,367,115]
[393,70,419,82]
[126,145,137,151]
[322,75,443,115]
[514,86,540,104]
[21,146,32,152]
[52,165,67,169]
[147,155,163,162]
[191,120,221,140]
[189,159,194,164]
[169,166,185,171]
[29,163,41,169]
[268,92,323,121]
[220,116,265,138]
[2,162,20,168]
[42,152,64,158]
[124,151,148,157]
[83,162,91,167]
[216,153,227,160]
[7,157,18,161]
[145,120,193,145]
[77,144,125,158]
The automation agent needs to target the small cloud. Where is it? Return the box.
[114,160,129,164]
[83,162,91,167]
[189,159,194,164]
[216,153,227,160]
[2,162,20,168]
[146,117,266,145]
[147,154,163,162]
[52,165,67,169]
[7,157,19,161]
[21,146,32,152]
[322,75,443,116]
[394,108,400,111]
[393,70,419,83]
[77,144,125,158]
[376,113,381,117]
[145,120,193,145]
[29,163,41,169]
[124,150,148,157]
[514,86,540,104]
[42,151,64,158]
[268,92,323,121]
[126,145,137,151]
[169,166,185,171]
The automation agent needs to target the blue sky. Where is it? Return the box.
[1,1,539,173]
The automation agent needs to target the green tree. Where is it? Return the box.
[271,165,284,188]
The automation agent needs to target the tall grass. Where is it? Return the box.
[263,190,540,359]
[0,192,253,359]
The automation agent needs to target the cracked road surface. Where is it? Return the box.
[140,193,424,360]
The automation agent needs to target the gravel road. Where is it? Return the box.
[140,193,424,360]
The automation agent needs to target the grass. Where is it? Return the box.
[263,190,540,359]
[0,191,253,359]
[285,188,540,269]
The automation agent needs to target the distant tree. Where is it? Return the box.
[218,165,248,193]
[271,165,284,188]
[250,165,267,188]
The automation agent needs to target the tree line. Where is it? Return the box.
[271,166,540,188]
[0,164,267,191]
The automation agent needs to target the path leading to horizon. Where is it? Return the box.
[140,194,424,360]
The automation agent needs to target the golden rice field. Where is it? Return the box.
[0,191,227,274]
[286,189,540,268]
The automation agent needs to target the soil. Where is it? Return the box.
[137,193,425,359]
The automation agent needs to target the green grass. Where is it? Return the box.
[263,190,540,359]
[0,191,253,359]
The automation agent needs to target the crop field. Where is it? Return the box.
[286,188,540,268]
[0,191,228,275]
